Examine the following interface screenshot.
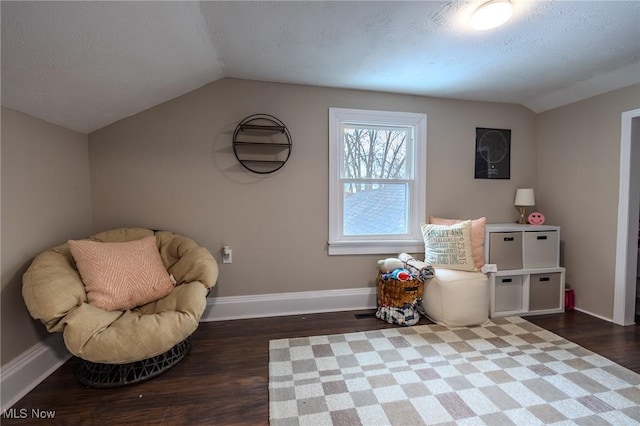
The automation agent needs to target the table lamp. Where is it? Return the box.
[515,188,535,224]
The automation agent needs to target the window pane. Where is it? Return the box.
[342,126,409,180]
[343,183,408,236]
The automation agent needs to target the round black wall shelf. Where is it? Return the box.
[232,114,292,174]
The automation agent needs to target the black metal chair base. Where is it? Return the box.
[76,339,191,388]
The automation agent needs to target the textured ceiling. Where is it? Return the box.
[2,1,639,133]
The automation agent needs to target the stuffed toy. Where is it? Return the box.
[386,268,412,280]
[377,258,404,273]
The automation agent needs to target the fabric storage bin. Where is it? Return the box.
[523,231,559,268]
[494,275,524,313]
[488,232,523,270]
[530,273,562,311]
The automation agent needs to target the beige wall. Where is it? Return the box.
[536,83,640,319]
[1,107,92,366]
[89,78,537,298]
[3,77,637,367]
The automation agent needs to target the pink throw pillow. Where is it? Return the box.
[429,216,486,271]
[68,236,174,311]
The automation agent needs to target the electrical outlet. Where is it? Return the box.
[222,245,232,264]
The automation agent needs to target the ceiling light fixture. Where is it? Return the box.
[471,0,513,31]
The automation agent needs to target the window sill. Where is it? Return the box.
[327,239,424,256]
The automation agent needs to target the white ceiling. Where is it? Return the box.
[2,1,639,133]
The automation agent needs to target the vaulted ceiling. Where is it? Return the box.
[2,1,639,133]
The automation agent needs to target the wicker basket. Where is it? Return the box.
[377,273,423,308]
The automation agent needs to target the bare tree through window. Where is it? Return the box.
[342,126,408,195]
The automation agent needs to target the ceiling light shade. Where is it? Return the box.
[471,0,513,30]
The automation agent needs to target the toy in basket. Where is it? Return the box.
[376,259,423,326]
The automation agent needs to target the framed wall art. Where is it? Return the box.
[474,127,511,179]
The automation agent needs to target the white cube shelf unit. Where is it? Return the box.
[485,224,566,317]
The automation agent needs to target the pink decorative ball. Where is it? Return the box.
[528,212,545,225]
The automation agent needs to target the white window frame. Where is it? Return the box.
[328,108,427,255]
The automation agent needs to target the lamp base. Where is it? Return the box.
[518,207,527,224]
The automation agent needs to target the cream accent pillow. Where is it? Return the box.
[68,236,174,311]
[421,220,476,271]
[429,216,486,271]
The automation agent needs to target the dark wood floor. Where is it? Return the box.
[4,310,640,425]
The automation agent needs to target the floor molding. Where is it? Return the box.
[1,334,71,411]
[202,287,377,321]
[574,307,614,323]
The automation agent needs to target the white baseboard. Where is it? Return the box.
[574,307,616,323]
[1,333,71,411]
[201,287,377,321]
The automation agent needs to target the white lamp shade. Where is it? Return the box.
[515,188,535,206]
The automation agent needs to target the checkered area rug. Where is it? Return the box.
[269,317,640,425]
